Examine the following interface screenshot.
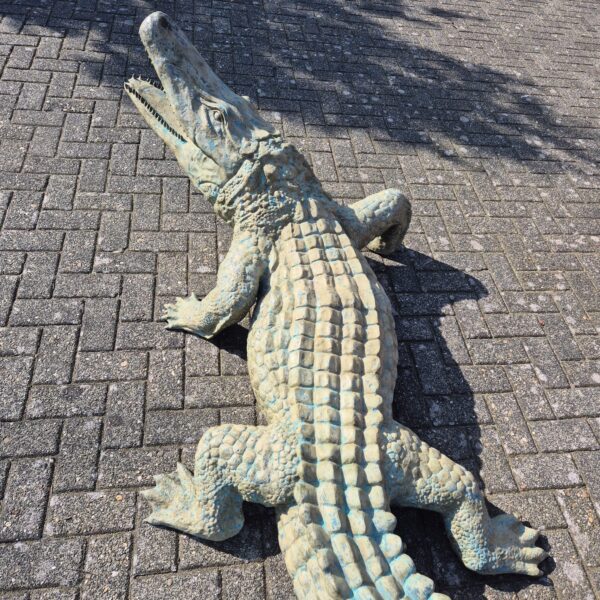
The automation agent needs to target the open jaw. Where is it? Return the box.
[124,76,189,146]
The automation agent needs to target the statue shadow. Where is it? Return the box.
[367,246,554,597]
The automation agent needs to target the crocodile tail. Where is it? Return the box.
[375,525,450,599]
[277,503,353,599]
[278,500,450,600]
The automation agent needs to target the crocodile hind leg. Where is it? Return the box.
[162,226,266,338]
[142,421,298,541]
[382,421,548,576]
[332,188,412,254]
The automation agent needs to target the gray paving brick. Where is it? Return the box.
[27,383,106,418]
[505,364,554,421]
[556,487,600,567]
[546,388,600,419]
[129,231,187,252]
[79,158,107,192]
[132,194,161,231]
[79,298,118,351]
[43,174,76,210]
[94,251,155,274]
[543,529,596,598]
[530,419,598,452]
[98,447,178,489]
[184,335,219,376]
[485,314,544,338]
[61,112,91,142]
[0,458,52,541]
[133,501,177,576]
[81,533,131,600]
[222,564,266,600]
[189,232,217,274]
[0,355,33,420]
[185,376,255,409]
[129,571,220,600]
[120,274,154,322]
[17,252,58,298]
[0,538,84,588]
[146,349,184,410]
[265,553,296,600]
[467,338,528,365]
[10,298,81,326]
[54,417,101,492]
[0,251,25,275]
[74,350,147,382]
[0,419,61,458]
[4,191,42,229]
[144,408,219,446]
[511,453,582,491]
[98,212,129,251]
[54,273,120,298]
[45,490,135,536]
[102,381,145,449]
[59,230,96,273]
[460,366,512,394]
[563,359,600,388]
[485,394,536,455]
[0,327,38,356]
[178,510,264,568]
[488,490,565,531]
[573,452,600,516]
[475,426,517,494]
[156,252,187,296]
[0,230,62,252]
[115,322,183,351]
[0,275,17,326]
[523,338,570,389]
[32,325,78,385]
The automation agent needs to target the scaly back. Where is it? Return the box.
[249,197,421,598]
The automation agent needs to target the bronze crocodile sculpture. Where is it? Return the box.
[124,12,548,599]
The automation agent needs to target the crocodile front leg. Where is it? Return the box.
[332,188,412,255]
[143,421,298,541]
[163,227,267,338]
[382,421,549,577]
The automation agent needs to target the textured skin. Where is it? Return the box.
[128,12,548,600]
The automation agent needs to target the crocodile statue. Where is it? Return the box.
[125,12,548,599]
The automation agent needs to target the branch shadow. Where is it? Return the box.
[2,0,596,174]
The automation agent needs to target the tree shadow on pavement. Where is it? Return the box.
[1,0,596,173]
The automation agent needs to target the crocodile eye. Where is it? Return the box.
[212,110,223,122]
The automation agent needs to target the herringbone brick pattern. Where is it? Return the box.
[0,0,599,598]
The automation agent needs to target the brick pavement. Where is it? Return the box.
[0,0,599,598]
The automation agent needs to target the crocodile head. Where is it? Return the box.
[125,11,278,202]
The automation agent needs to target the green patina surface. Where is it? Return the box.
[125,12,548,600]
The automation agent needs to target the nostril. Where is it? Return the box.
[158,16,171,30]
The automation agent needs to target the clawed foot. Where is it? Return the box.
[162,293,206,335]
[467,514,548,576]
[142,463,203,534]
[143,462,244,542]
[366,222,410,255]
